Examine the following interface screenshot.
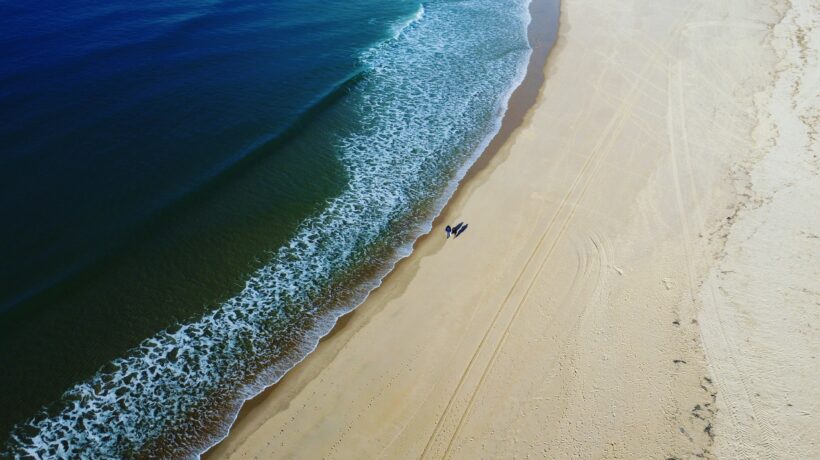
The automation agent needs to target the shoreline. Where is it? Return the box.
[199,0,560,459]
[208,0,820,458]
[202,0,560,456]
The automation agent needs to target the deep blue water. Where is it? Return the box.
[0,0,416,311]
[0,0,538,457]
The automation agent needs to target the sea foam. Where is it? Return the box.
[5,0,532,457]
[391,3,425,39]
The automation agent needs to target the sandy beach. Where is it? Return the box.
[207,0,819,458]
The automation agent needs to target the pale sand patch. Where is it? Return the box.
[207,0,819,458]
[698,0,820,457]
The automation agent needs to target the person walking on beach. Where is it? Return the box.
[445,225,452,238]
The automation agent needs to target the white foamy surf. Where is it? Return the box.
[391,3,425,39]
[5,0,534,458]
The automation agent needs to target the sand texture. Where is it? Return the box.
[207,0,819,458]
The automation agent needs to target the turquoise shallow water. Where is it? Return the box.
[0,0,542,457]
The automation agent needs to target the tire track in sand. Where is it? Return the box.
[422,5,699,457]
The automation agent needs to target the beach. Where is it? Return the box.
[208,0,820,458]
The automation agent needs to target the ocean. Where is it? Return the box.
[0,0,548,456]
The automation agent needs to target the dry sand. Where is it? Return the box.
[207,0,819,458]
